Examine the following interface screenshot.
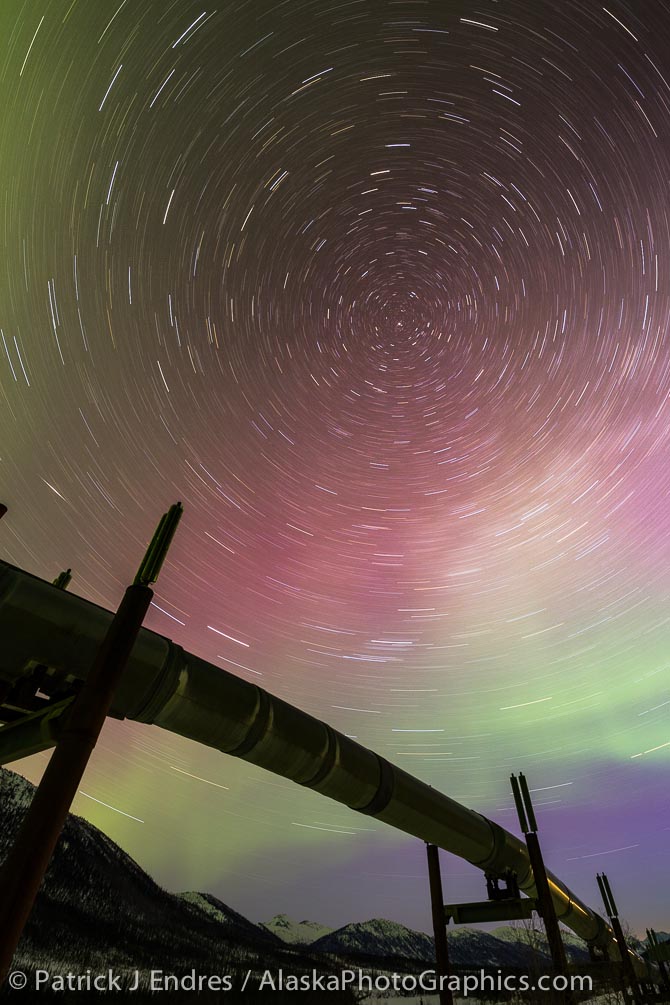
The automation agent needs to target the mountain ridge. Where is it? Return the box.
[260,913,333,944]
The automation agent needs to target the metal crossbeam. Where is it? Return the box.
[0,697,75,765]
[445,898,536,925]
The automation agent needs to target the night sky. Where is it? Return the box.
[1,0,669,935]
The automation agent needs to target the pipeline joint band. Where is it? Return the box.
[227,687,272,757]
[130,642,185,723]
[357,755,395,816]
[303,726,338,789]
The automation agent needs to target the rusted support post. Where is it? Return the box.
[511,773,573,1005]
[426,842,453,1005]
[0,504,182,983]
[597,874,643,1005]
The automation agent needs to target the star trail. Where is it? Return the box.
[1,0,669,933]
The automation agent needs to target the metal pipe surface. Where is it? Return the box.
[0,560,630,958]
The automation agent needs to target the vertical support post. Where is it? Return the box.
[597,874,642,1005]
[610,917,640,1004]
[426,843,453,1005]
[511,774,572,1005]
[52,569,72,590]
[648,929,670,991]
[0,504,183,983]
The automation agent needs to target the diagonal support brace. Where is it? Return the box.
[0,697,75,765]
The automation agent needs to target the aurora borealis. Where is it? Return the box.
[1,0,669,935]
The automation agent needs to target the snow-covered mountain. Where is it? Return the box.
[260,914,332,944]
[490,924,591,964]
[313,917,435,961]
[310,918,577,968]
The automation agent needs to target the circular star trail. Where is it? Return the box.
[1,0,669,932]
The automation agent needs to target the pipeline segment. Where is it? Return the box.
[0,560,620,954]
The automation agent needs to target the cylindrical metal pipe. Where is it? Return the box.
[0,561,624,956]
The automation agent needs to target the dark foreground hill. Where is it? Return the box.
[0,768,351,1002]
